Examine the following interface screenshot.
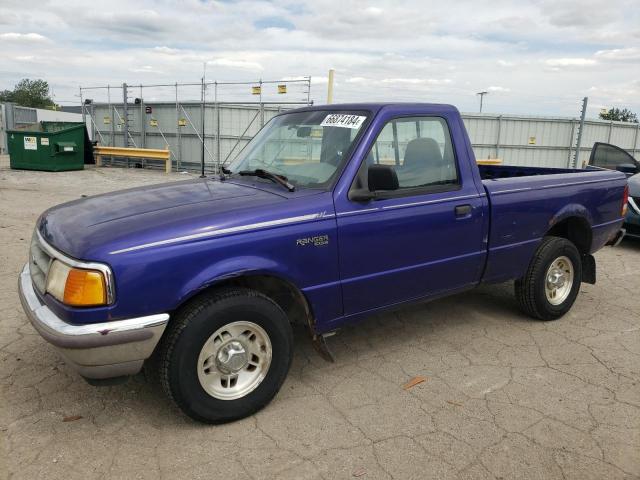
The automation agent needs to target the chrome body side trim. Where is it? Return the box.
[489,187,532,195]
[489,176,622,196]
[109,212,336,254]
[381,194,479,211]
[336,194,481,217]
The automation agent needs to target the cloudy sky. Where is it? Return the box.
[1,0,639,117]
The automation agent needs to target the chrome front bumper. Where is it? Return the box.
[18,264,169,380]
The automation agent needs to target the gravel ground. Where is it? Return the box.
[1,166,639,480]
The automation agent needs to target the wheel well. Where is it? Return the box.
[186,275,314,327]
[546,216,592,254]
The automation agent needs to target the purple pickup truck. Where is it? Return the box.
[19,103,627,423]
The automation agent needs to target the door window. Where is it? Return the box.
[358,116,458,192]
[589,142,639,171]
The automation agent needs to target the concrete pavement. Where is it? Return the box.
[1,167,638,479]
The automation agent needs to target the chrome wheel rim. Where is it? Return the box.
[545,256,574,306]
[197,321,272,400]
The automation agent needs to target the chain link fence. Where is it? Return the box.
[79,78,312,173]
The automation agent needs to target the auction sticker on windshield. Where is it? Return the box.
[320,114,366,129]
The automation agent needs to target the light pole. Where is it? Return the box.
[477,91,488,113]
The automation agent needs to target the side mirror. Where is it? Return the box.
[368,164,399,191]
[349,164,399,202]
[616,163,639,175]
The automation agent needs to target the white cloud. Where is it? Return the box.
[488,86,510,93]
[153,46,181,55]
[544,58,597,68]
[129,65,163,74]
[595,47,640,61]
[0,32,48,42]
[207,58,264,71]
[0,0,637,116]
[539,0,617,27]
[364,7,383,15]
[426,78,453,85]
[382,78,427,85]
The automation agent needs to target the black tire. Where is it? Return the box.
[159,287,293,423]
[515,236,582,321]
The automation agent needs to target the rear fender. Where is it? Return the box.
[548,204,593,231]
[547,205,596,284]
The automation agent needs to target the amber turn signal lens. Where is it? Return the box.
[63,269,107,306]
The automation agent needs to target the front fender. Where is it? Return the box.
[175,255,293,306]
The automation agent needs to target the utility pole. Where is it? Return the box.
[200,76,206,178]
[79,87,85,125]
[573,96,588,168]
[122,83,129,147]
[477,91,488,113]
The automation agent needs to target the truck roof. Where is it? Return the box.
[287,102,460,115]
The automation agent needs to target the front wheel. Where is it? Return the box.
[515,236,582,320]
[159,287,293,423]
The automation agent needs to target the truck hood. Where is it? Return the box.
[38,178,298,259]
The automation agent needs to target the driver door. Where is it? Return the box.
[335,114,487,316]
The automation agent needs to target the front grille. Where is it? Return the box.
[630,197,640,215]
[29,232,53,294]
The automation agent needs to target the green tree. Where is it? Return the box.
[599,107,638,123]
[0,78,56,109]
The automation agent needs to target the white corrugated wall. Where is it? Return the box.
[462,113,639,168]
[87,102,640,171]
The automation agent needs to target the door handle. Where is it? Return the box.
[455,204,472,217]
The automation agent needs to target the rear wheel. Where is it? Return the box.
[515,236,582,320]
[159,287,293,423]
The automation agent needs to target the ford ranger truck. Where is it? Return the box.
[19,103,628,423]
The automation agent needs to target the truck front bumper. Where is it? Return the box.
[18,264,169,381]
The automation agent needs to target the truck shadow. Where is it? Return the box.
[617,237,640,252]
[291,280,528,369]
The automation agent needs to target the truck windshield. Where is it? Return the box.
[227,110,369,189]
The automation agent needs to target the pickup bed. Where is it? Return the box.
[19,103,628,422]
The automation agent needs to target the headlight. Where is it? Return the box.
[46,259,108,306]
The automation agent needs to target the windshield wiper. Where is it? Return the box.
[238,169,296,192]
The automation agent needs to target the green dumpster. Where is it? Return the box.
[8,122,92,172]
